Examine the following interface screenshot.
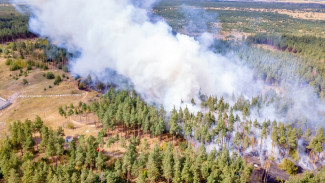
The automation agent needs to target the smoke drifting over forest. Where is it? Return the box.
[12,0,325,127]
[12,0,262,109]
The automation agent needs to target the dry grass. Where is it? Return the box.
[273,0,325,4]
[0,55,100,138]
[205,7,325,21]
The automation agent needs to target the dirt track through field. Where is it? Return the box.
[0,92,87,118]
[18,93,86,98]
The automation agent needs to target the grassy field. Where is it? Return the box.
[0,54,100,138]
[155,1,325,38]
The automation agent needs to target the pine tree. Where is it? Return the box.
[136,171,147,183]
[260,122,268,150]
[173,150,182,183]
[155,116,165,139]
[162,143,173,183]
[308,128,325,163]
[287,128,297,155]
[169,107,180,144]
[181,157,192,183]
[297,128,303,139]
[55,137,64,165]
[114,159,122,178]
[96,152,105,171]
[304,128,312,142]
[122,140,137,182]
[228,110,234,133]
[34,115,43,134]
[86,169,97,183]
[278,123,287,157]
[23,135,35,153]
[75,145,85,168]
[71,172,79,183]
[97,130,105,148]
[233,132,242,153]
[8,169,20,183]
[271,124,278,156]
[317,128,325,144]
[80,167,89,183]
[40,126,49,151]
[22,160,34,183]
[85,144,97,168]
[243,135,250,152]
[45,132,55,159]
[147,143,161,183]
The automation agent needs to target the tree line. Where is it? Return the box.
[0,14,35,43]
[247,34,325,62]
[2,87,325,182]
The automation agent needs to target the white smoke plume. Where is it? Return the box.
[12,0,263,111]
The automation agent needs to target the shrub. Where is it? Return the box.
[120,136,126,148]
[9,62,20,71]
[67,122,74,129]
[96,82,104,91]
[26,64,32,70]
[42,65,48,70]
[279,158,298,175]
[78,82,86,90]
[23,79,28,85]
[290,149,299,162]
[5,59,12,65]
[3,48,9,55]
[45,72,55,79]
[54,75,62,85]
[27,59,34,66]
[63,66,69,72]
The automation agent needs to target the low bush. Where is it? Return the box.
[279,158,298,175]
[45,72,55,79]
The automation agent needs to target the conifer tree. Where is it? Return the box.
[147,143,161,183]
[96,152,105,171]
[34,115,43,134]
[123,139,137,182]
[8,169,20,183]
[75,145,85,168]
[278,123,287,156]
[287,128,297,155]
[243,135,250,153]
[162,143,174,183]
[271,124,278,156]
[169,107,180,144]
[155,116,165,139]
[260,122,268,150]
[71,172,79,183]
[181,157,192,183]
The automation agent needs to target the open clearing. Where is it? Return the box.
[0,56,100,137]
[205,7,325,21]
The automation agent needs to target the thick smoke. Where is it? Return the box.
[13,0,262,111]
[12,0,325,170]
